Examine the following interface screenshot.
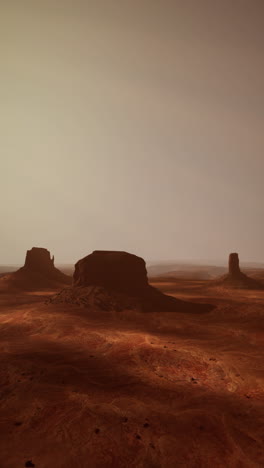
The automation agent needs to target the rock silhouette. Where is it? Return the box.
[217,253,263,289]
[73,251,148,292]
[0,247,71,291]
[50,250,214,313]
[24,247,55,272]
[229,253,240,277]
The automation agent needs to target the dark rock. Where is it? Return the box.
[24,247,55,273]
[49,250,215,313]
[215,252,264,290]
[229,253,240,277]
[227,253,244,282]
[0,247,71,291]
[73,250,148,293]
[25,461,35,467]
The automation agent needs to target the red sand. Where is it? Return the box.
[0,279,263,467]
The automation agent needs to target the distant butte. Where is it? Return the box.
[24,247,55,272]
[50,250,214,313]
[0,247,71,291]
[229,253,241,277]
[216,252,263,289]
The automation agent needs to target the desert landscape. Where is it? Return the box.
[0,249,263,468]
[2,1,264,467]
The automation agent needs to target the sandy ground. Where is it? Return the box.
[0,281,263,468]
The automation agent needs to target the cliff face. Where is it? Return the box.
[73,250,148,293]
[228,253,240,277]
[24,248,55,272]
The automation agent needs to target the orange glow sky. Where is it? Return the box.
[1,1,264,264]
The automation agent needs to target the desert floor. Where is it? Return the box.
[0,280,263,468]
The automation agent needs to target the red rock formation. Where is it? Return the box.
[229,253,240,277]
[73,251,148,292]
[216,253,263,290]
[24,248,55,272]
[0,247,71,291]
[51,250,214,313]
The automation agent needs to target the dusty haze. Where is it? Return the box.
[1,0,264,264]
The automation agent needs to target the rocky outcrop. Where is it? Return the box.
[228,253,240,277]
[0,247,71,291]
[24,248,55,272]
[73,251,148,292]
[50,250,214,313]
[216,253,263,290]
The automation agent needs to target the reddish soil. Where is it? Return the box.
[0,280,263,468]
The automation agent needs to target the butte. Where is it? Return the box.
[216,252,263,290]
[0,247,71,291]
[50,250,214,313]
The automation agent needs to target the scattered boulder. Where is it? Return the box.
[49,250,214,313]
[0,247,71,291]
[25,462,35,468]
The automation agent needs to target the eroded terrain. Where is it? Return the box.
[0,281,263,467]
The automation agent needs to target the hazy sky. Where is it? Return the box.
[1,0,264,265]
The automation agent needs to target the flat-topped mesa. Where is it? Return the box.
[49,250,215,313]
[73,250,149,293]
[229,253,240,277]
[24,247,55,272]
